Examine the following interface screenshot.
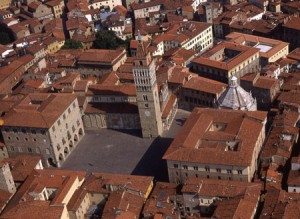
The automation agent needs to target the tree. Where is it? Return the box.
[0,32,11,45]
[93,29,128,50]
[61,39,83,49]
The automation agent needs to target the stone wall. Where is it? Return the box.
[83,113,140,130]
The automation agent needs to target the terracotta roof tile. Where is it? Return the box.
[278,91,300,107]
[226,32,289,59]
[0,189,12,213]
[74,80,88,91]
[2,169,85,218]
[163,108,267,166]
[3,93,77,128]
[183,76,226,94]
[1,200,65,219]
[78,49,126,65]
[1,155,42,182]
[162,94,177,119]
[287,48,300,61]
[183,178,261,218]
[192,42,260,70]
[87,84,136,96]
[83,173,153,195]
[143,182,179,218]
[98,71,119,85]
[102,191,145,218]
[283,17,300,31]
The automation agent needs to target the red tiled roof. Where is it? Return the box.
[1,155,42,182]
[183,76,226,94]
[163,108,267,167]
[87,84,136,96]
[78,49,126,64]
[0,189,12,213]
[283,17,300,31]
[226,32,289,59]
[162,94,177,119]
[3,93,77,128]
[192,42,260,70]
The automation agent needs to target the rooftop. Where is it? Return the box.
[78,49,126,65]
[163,108,267,166]
[1,155,42,182]
[226,32,289,59]
[183,75,226,94]
[2,169,85,218]
[3,93,77,128]
[192,42,260,71]
[183,178,261,218]
[283,17,300,31]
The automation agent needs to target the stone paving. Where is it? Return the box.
[61,109,190,181]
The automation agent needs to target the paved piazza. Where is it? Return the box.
[61,109,190,181]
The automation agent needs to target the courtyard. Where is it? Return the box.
[61,109,190,181]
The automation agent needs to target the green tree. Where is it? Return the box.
[61,39,83,49]
[93,29,128,50]
[0,32,11,45]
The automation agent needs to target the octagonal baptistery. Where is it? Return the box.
[216,76,257,111]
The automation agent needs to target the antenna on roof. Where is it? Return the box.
[138,29,142,43]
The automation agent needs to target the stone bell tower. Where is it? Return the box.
[132,32,163,138]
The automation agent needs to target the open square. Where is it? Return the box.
[61,110,190,181]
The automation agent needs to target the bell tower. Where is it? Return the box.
[132,32,163,138]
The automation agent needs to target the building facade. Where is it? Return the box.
[1,93,85,168]
[152,21,213,56]
[163,108,267,183]
[180,76,226,110]
[131,0,161,19]
[191,42,260,83]
[88,0,122,11]
[226,32,289,67]
[0,162,16,194]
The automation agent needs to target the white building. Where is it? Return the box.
[108,18,132,40]
[88,0,122,11]
[131,0,161,19]
[288,156,300,193]
[152,21,213,56]
[192,0,207,11]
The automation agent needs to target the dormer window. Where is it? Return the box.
[30,100,42,105]
[209,123,227,131]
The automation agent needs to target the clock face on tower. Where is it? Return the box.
[144,111,150,117]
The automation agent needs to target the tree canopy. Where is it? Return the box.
[61,39,83,49]
[93,29,129,50]
[0,32,11,45]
